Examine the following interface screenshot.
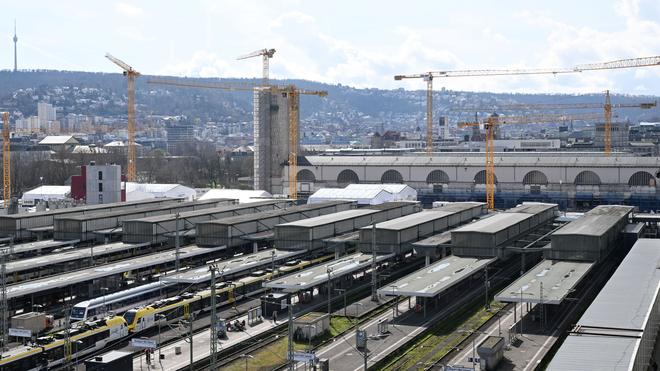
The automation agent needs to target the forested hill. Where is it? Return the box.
[0,70,658,124]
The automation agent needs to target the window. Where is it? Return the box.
[98,183,103,192]
[98,171,103,180]
[98,194,103,203]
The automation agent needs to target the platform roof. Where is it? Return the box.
[547,239,660,371]
[547,336,637,371]
[161,249,306,284]
[495,259,594,305]
[552,205,633,237]
[6,239,80,255]
[264,252,394,291]
[365,210,454,231]
[412,232,452,248]
[377,255,495,297]
[5,242,150,274]
[6,245,223,299]
[452,213,533,234]
[277,209,377,228]
[577,238,660,330]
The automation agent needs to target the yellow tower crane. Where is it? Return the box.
[459,91,656,155]
[146,78,327,199]
[2,112,10,208]
[394,56,660,156]
[105,53,140,182]
[459,112,605,209]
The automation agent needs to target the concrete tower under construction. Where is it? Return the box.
[253,89,298,195]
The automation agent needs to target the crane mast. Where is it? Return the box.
[147,78,327,198]
[460,112,605,209]
[105,53,140,182]
[395,55,660,164]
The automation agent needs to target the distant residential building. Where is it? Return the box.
[37,102,56,128]
[166,122,195,154]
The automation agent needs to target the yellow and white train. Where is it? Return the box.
[0,256,329,370]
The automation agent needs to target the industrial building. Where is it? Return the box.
[195,200,354,248]
[286,152,660,210]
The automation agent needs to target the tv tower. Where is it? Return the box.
[12,20,17,72]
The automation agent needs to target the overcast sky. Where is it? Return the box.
[4,0,660,94]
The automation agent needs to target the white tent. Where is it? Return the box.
[199,189,272,204]
[345,183,417,201]
[307,187,393,205]
[125,182,196,201]
[21,185,71,204]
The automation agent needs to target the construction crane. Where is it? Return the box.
[459,112,605,209]
[146,78,327,199]
[394,55,660,156]
[456,91,657,155]
[2,112,9,209]
[237,48,276,86]
[105,53,140,182]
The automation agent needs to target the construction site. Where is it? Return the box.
[0,4,660,370]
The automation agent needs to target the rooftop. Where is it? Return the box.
[264,252,394,291]
[38,135,79,145]
[452,213,533,234]
[552,205,633,237]
[277,209,377,228]
[495,259,594,304]
[377,255,494,297]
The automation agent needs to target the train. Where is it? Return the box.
[70,282,175,322]
[0,256,329,370]
[0,316,127,371]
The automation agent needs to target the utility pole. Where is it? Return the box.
[371,223,378,302]
[288,303,294,371]
[209,265,218,370]
[175,212,181,271]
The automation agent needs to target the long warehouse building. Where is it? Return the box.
[358,202,486,255]
[122,200,292,244]
[274,201,420,251]
[547,239,660,371]
[195,200,354,248]
[0,198,183,239]
[53,199,230,241]
[450,202,558,258]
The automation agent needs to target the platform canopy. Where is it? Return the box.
[495,259,594,305]
[378,255,495,298]
[264,252,394,291]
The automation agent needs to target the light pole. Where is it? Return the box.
[239,354,254,371]
[175,212,181,271]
